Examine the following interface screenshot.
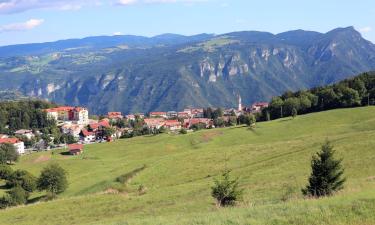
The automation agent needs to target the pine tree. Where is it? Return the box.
[302,141,346,197]
[211,170,243,207]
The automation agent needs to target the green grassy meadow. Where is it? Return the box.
[1,107,375,225]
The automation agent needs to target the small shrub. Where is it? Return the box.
[211,170,243,207]
[3,186,28,207]
[138,184,147,195]
[179,128,187,134]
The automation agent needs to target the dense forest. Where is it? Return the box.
[0,100,56,134]
[263,72,375,120]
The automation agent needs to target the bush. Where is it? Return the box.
[179,128,187,134]
[3,186,28,207]
[0,164,13,180]
[211,170,243,207]
[6,170,37,193]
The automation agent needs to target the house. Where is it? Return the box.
[68,144,84,155]
[61,123,83,138]
[183,118,213,129]
[108,112,123,120]
[184,108,204,118]
[166,111,178,119]
[177,112,190,119]
[45,106,89,125]
[80,129,96,143]
[251,102,269,113]
[88,119,111,138]
[163,120,182,131]
[14,129,34,139]
[149,112,167,118]
[0,134,9,139]
[0,138,25,154]
[126,114,135,121]
[144,118,165,129]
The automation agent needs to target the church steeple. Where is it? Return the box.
[238,94,242,111]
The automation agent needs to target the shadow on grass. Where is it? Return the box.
[247,127,261,136]
[27,195,46,204]
[278,118,293,122]
[60,151,71,156]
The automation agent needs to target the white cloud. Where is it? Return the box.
[118,0,137,5]
[0,0,99,14]
[0,19,44,33]
[359,26,372,33]
[113,31,123,35]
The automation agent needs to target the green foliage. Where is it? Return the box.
[179,128,187,134]
[37,164,68,197]
[292,108,298,118]
[0,100,56,132]
[0,143,19,164]
[0,164,13,180]
[211,170,243,207]
[2,186,28,207]
[302,141,346,197]
[6,170,37,193]
[191,123,207,131]
[266,72,375,120]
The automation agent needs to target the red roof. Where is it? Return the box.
[150,112,167,115]
[252,102,269,107]
[68,144,83,151]
[81,129,95,137]
[45,106,86,113]
[0,138,21,144]
[89,120,110,130]
[108,112,123,119]
[164,120,181,127]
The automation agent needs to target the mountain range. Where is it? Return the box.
[0,26,374,114]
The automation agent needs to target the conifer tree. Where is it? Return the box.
[302,141,346,197]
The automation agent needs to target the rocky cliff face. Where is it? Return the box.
[0,27,374,114]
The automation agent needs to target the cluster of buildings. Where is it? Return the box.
[0,97,269,155]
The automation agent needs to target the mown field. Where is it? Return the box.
[1,107,375,225]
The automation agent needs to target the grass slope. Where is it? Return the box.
[1,107,375,225]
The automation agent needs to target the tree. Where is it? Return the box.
[211,170,243,207]
[302,141,346,197]
[37,163,68,198]
[291,108,298,118]
[245,114,256,127]
[0,143,19,164]
[6,170,37,193]
[102,127,116,138]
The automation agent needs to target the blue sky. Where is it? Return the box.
[0,0,374,46]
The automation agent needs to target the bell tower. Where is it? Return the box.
[238,94,242,111]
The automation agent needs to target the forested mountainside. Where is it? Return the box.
[0,26,374,114]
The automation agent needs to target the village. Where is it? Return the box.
[0,97,269,156]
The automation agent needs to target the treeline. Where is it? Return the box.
[262,72,375,120]
[0,100,56,133]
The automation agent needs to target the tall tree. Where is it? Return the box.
[37,163,68,198]
[302,141,346,197]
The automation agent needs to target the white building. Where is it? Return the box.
[0,138,25,154]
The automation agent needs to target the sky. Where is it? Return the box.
[0,0,374,46]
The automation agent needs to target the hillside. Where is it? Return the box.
[0,27,375,114]
[0,107,375,224]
